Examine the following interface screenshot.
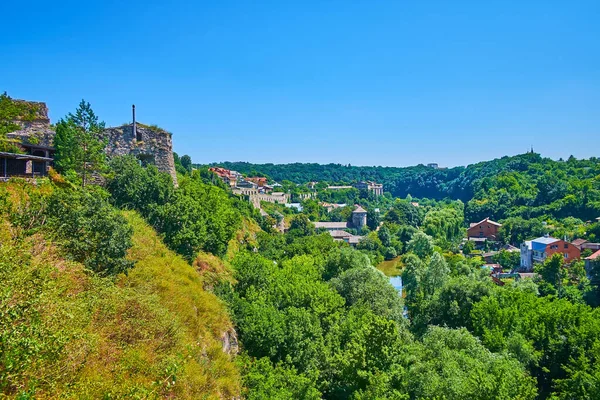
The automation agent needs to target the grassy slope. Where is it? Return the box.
[0,184,240,399]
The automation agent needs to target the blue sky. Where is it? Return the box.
[1,0,598,167]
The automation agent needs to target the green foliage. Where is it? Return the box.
[330,266,404,323]
[53,100,107,186]
[44,188,134,275]
[323,246,371,281]
[406,231,434,259]
[106,155,174,214]
[0,92,39,153]
[180,154,192,172]
[492,248,521,269]
[472,287,600,398]
[288,214,316,237]
[0,208,241,398]
[422,204,464,245]
[6,181,133,276]
[406,326,537,399]
[149,176,240,261]
[535,253,567,293]
[241,357,321,400]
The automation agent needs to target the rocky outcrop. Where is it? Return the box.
[102,124,178,186]
[5,101,55,148]
[220,328,239,356]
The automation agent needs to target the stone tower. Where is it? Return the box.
[102,122,178,187]
[352,205,368,229]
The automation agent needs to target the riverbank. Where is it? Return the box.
[377,256,403,277]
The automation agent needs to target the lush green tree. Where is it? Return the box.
[396,225,418,249]
[492,249,521,269]
[498,216,547,245]
[322,307,408,398]
[428,276,493,331]
[472,288,600,398]
[44,188,133,275]
[462,239,475,255]
[422,252,450,296]
[535,253,567,293]
[422,205,464,245]
[330,267,404,323]
[288,214,316,238]
[54,100,107,186]
[406,327,537,399]
[378,225,392,247]
[384,246,398,260]
[366,207,381,230]
[241,357,321,400]
[322,247,371,281]
[150,178,240,260]
[180,154,192,172]
[406,231,434,259]
[106,155,174,214]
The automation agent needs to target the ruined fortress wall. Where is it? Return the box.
[6,99,178,187]
[102,124,178,186]
[6,101,55,148]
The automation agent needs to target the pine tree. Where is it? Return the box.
[54,100,106,186]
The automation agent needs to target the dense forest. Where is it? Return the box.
[212,154,600,223]
[2,97,600,399]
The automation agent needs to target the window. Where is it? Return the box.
[564,244,568,249]
[564,253,569,259]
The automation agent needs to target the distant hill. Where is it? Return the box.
[207,153,594,198]
[207,153,600,222]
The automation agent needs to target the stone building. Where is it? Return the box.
[351,205,368,229]
[353,181,384,196]
[103,122,178,186]
[2,100,178,186]
[2,101,55,179]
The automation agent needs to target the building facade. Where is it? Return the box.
[467,218,502,240]
[520,236,581,271]
[353,181,384,196]
[351,205,368,230]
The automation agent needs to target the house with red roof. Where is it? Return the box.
[585,249,600,284]
[467,217,502,240]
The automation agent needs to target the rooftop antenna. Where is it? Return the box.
[133,104,141,141]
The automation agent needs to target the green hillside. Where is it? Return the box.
[0,181,240,399]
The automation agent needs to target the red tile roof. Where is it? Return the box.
[586,249,600,261]
[572,238,588,246]
[470,217,502,227]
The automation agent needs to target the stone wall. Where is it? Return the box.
[6,99,179,187]
[6,101,55,148]
[102,124,178,186]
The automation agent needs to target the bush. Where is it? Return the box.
[384,246,398,260]
[45,188,134,275]
[106,155,174,215]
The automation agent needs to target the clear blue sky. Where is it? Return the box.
[1,0,598,167]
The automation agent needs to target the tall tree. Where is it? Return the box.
[54,100,106,187]
[406,231,434,259]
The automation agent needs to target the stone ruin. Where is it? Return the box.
[3,100,178,186]
[6,100,55,148]
[103,122,178,186]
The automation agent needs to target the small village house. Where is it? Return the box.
[467,217,502,240]
[520,236,581,272]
